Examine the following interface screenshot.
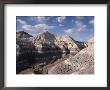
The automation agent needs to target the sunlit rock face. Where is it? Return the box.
[48,37,94,74]
[70,43,94,74]
[16,31,93,74]
[86,37,94,47]
[55,35,78,49]
[32,31,56,45]
[16,31,32,38]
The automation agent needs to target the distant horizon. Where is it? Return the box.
[16,16,94,42]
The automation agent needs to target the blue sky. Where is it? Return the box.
[16,16,94,42]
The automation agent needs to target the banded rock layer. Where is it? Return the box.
[16,31,94,74]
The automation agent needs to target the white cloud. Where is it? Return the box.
[64,20,87,35]
[59,24,64,27]
[17,19,27,25]
[30,16,51,23]
[30,16,36,21]
[64,29,73,34]
[72,19,74,23]
[89,19,94,25]
[34,24,55,30]
[57,16,66,23]
[21,23,55,34]
[75,20,87,31]
[37,16,46,23]
[22,25,34,31]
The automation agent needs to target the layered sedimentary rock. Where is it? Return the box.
[16,31,94,74]
[48,38,94,74]
[16,31,32,38]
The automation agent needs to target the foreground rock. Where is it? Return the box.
[48,40,94,74]
[16,31,93,74]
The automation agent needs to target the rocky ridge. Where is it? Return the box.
[16,31,94,74]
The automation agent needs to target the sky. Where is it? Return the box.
[16,16,94,42]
